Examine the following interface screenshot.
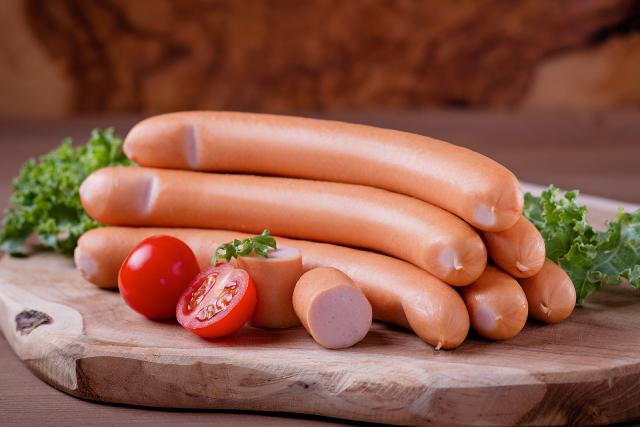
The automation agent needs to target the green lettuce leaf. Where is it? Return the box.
[524,186,640,304]
[0,129,133,256]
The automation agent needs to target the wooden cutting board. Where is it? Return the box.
[0,186,639,427]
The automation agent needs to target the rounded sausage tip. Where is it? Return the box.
[516,262,529,273]
[123,140,133,160]
[435,246,485,285]
[519,259,576,324]
[483,216,545,278]
[79,173,101,212]
[74,246,96,281]
[462,266,528,340]
[434,341,443,351]
[473,204,497,228]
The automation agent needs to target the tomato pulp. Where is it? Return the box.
[118,235,200,319]
[177,263,257,338]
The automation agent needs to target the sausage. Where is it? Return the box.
[79,166,487,286]
[75,227,470,349]
[236,247,303,328]
[483,216,545,278]
[460,266,528,340]
[123,112,523,231]
[519,259,576,323]
[292,267,372,349]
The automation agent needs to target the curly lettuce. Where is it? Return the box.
[524,186,640,304]
[0,129,133,256]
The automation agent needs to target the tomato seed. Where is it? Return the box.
[188,274,220,311]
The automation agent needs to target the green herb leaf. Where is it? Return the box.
[524,186,640,304]
[0,129,133,256]
[213,230,277,263]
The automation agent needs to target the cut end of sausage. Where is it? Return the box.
[240,245,303,329]
[306,285,372,349]
[266,246,301,260]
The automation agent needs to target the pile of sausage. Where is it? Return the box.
[74,112,576,350]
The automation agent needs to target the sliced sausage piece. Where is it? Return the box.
[75,227,470,349]
[79,166,487,285]
[236,247,303,328]
[292,267,372,349]
[483,216,545,278]
[461,266,528,340]
[123,112,523,231]
[519,259,576,323]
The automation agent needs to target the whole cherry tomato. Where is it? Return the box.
[118,235,200,319]
[177,263,256,338]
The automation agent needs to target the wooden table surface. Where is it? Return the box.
[0,112,638,426]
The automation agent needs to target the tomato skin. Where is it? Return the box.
[177,264,257,338]
[118,235,200,319]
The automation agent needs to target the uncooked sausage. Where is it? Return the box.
[293,267,372,349]
[237,247,303,328]
[483,216,545,278]
[80,166,487,285]
[75,227,470,349]
[461,266,528,340]
[519,259,576,323]
[123,112,523,231]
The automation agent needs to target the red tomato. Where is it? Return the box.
[177,263,257,338]
[118,235,200,319]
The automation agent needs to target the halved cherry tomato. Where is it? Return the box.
[176,263,257,338]
[118,235,200,319]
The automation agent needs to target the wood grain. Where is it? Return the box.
[0,194,639,426]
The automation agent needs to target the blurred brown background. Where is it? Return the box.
[1,0,639,117]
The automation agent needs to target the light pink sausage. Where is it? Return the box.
[293,267,372,349]
[236,247,303,328]
[75,227,470,349]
